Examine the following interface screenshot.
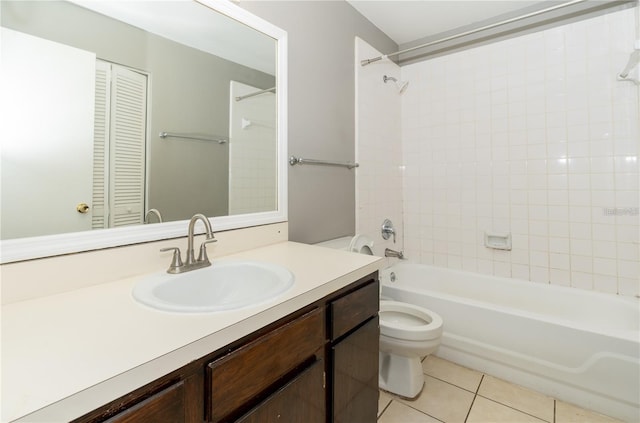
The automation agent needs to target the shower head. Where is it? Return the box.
[397,80,409,94]
[383,75,409,94]
[619,49,640,78]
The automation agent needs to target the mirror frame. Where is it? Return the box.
[0,0,288,264]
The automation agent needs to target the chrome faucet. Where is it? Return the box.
[144,208,163,223]
[384,248,405,260]
[160,213,217,274]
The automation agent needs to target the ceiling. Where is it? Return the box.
[346,0,566,46]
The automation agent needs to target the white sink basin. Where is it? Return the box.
[132,261,294,313]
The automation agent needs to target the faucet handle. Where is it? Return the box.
[198,238,218,262]
[160,247,184,272]
[381,219,396,243]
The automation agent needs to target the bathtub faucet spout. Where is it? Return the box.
[385,248,405,259]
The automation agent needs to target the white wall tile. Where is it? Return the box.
[571,271,594,290]
[389,8,638,297]
[356,38,404,256]
[571,255,593,273]
[530,266,550,283]
[593,274,618,294]
[549,236,570,253]
[550,269,571,286]
[618,277,640,297]
[549,220,571,238]
[617,242,639,261]
[550,253,571,270]
[617,259,640,279]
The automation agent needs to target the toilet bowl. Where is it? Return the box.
[315,234,444,399]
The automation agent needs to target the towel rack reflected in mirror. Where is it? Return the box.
[289,156,359,169]
[159,131,228,144]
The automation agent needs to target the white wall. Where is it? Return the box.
[401,8,639,297]
[240,1,398,244]
[355,38,404,258]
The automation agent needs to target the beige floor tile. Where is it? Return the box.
[555,401,625,423]
[378,391,393,417]
[478,375,554,422]
[467,396,547,423]
[423,356,483,392]
[399,375,475,423]
[378,401,441,423]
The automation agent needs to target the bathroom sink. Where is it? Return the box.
[132,261,294,313]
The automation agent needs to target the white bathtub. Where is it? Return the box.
[380,264,640,422]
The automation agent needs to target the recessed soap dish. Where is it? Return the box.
[484,231,512,251]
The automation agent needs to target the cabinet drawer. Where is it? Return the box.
[235,359,325,423]
[104,381,185,423]
[207,308,324,422]
[330,280,379,340]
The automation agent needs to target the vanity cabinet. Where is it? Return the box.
[329,280,380,423]
[73,272,378,423]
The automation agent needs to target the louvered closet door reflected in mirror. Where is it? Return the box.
[93,60,148,229]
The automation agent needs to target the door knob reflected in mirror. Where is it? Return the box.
[76,203,90,214]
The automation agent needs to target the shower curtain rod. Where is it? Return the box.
[361,0,587,66]
[235,86,276,102]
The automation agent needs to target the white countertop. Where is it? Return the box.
[1,241,382,422]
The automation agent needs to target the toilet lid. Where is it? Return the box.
[349,234,373,255]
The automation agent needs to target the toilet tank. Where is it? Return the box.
[314,236,354,251]
[315,235,374,255]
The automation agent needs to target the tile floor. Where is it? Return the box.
[377,356,625,423]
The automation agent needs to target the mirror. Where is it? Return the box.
[0,0,288,263]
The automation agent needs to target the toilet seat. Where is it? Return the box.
[349,234,373,255]
[380,300,443,341]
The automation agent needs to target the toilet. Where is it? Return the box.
[316,234,443,399]
[378,300,443,398]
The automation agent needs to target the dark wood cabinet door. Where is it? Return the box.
[207,308,324,422]
[104,381,185,423]
[332,317,379,423]
[235,359,325,423]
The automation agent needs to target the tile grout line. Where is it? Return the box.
[464,374,485,422]
[475,395,551,423]
[378,396,393,420]
[472,369,553,423]
[475,374,554,423]
[421,371,482,394]
[388,395,445,422]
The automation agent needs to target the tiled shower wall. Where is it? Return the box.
[229,81,277,215]
[356,37,404,257]
[401,8,639,296]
